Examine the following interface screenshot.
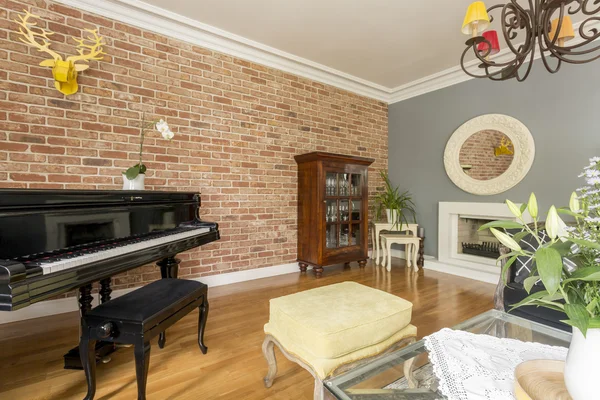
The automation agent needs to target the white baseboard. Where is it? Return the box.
[421,255,499,284]
[0,262,300,325]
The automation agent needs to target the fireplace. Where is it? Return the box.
[457,216,500,259]
[434,202,532,283]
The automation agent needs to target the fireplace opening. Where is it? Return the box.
[457,216,500,259]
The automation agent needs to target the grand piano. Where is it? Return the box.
[0,189,219,367]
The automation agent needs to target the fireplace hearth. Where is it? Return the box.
[461,242,500,259]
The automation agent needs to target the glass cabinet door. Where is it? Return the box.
[324,171,363,250]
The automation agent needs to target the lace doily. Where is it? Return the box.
[425,328,568,400]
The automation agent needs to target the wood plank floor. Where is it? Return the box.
[0,260,494,399]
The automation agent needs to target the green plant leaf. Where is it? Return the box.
[125,165,140,180]
[478,221,524,231]
[564,303,590,336]
[569,237,600,250]
[139,164,147,174]
[520,202,528,214]
[589,318,600,329]
[535,247,563,296]
[490,228,522,251]
[550,240,574,256]
[500,255,518,285]
[557,207,584,219]
[563,266,600,283]
[509,290,564,310]
[511,231,529,243]
[523,275,539,294]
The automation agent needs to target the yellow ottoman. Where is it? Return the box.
[262,282,417,399]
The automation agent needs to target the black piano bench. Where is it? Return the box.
[79,278,209,400]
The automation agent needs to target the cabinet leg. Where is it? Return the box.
[299,262,308,272]
[313,266,324,278]
[358,260,367,268]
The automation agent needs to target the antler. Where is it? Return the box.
[14,10,62,61]
[66,29,105,63]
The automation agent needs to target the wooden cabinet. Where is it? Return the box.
[294,152,374,277]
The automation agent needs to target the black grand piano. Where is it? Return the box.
[0,189,219,367]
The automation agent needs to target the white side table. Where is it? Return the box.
[380,233,421,271]
[371,222,418,266]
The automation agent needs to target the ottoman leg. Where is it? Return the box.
[134,341,151,400]
[80,336,97,400]
[314,378,324,400]
[262,335,277,388]
[198,296,209,354]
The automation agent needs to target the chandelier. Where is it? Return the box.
[460,1,600,81]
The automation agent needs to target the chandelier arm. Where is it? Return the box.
[581,0,600,15]
[460,47,520,79]
[539,3,563,51]
[537,23,563,73]
[515,44,535,81]
[566,0,583,14]
[500,3,535,56]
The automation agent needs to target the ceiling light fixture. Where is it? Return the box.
[460,1,600,81]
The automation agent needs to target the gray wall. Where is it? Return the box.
[389,61,600,257]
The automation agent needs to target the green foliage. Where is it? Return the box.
[124,163,146,180]
[374,170,416,229]
[481,180,600,335]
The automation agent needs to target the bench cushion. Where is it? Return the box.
[87,279,206,323]
[264,282,413,360]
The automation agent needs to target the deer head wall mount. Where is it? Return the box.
[14,10,105,96]
[494,136,514,157]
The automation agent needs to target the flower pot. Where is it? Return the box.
[564,327,600,400]
[122,173,145,190]
[386,209,398,225]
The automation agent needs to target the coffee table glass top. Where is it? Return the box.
[325,309,571,400]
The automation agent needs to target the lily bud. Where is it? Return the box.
[506,199,522,218]
[527,193,538,219]
[570,192,580,213]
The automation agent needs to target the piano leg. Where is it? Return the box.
[157,256,181,349]
[64,283,116,370]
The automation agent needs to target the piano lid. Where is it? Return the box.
[0,189,203,260]
[0,189,200,211]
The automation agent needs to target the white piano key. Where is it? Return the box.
[41,227,210,275]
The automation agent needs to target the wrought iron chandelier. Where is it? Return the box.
[460,1,600,81]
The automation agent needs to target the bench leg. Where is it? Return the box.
[262,335,277,388]
[198,296,209,354]
[134,341,151,400]
[80,336,97,400]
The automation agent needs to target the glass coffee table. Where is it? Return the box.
[325,309,571,399]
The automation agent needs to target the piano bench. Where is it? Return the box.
[79,278,209,400]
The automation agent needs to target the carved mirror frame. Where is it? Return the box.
[444,114,535,196]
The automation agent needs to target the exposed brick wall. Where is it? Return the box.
[0,0,388,292]
[459,130,513,181]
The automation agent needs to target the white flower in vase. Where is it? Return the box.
[122,113,175,190]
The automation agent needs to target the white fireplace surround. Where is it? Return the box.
[434,202,532,283]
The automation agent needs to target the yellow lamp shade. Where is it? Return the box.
[462,1,490,36]
[550,16,575,46]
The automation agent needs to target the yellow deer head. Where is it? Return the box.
[494,136,514,157]
[14,11,105,96]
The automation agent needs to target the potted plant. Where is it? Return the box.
[374,170,417,230]
[481,157,600,400]
[123,113,174,190]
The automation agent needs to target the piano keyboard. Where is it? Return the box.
[18,226,210,275]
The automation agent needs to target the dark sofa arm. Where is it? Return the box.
[493,245,511,312]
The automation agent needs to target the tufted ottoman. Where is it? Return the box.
[262,282,417,399]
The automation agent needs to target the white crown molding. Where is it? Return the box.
[54,0,392,102]
[389,18,600,104]
[51,1,600,104]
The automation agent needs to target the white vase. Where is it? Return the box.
[121,173,145,190]
[386,209,398,225]
[564,327,600,400]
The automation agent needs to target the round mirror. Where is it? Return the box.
[444,114,535,195]
[459,130,514,181]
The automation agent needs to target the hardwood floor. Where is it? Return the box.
[0,260,494,399]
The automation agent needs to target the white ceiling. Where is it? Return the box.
[141,0,505,89]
